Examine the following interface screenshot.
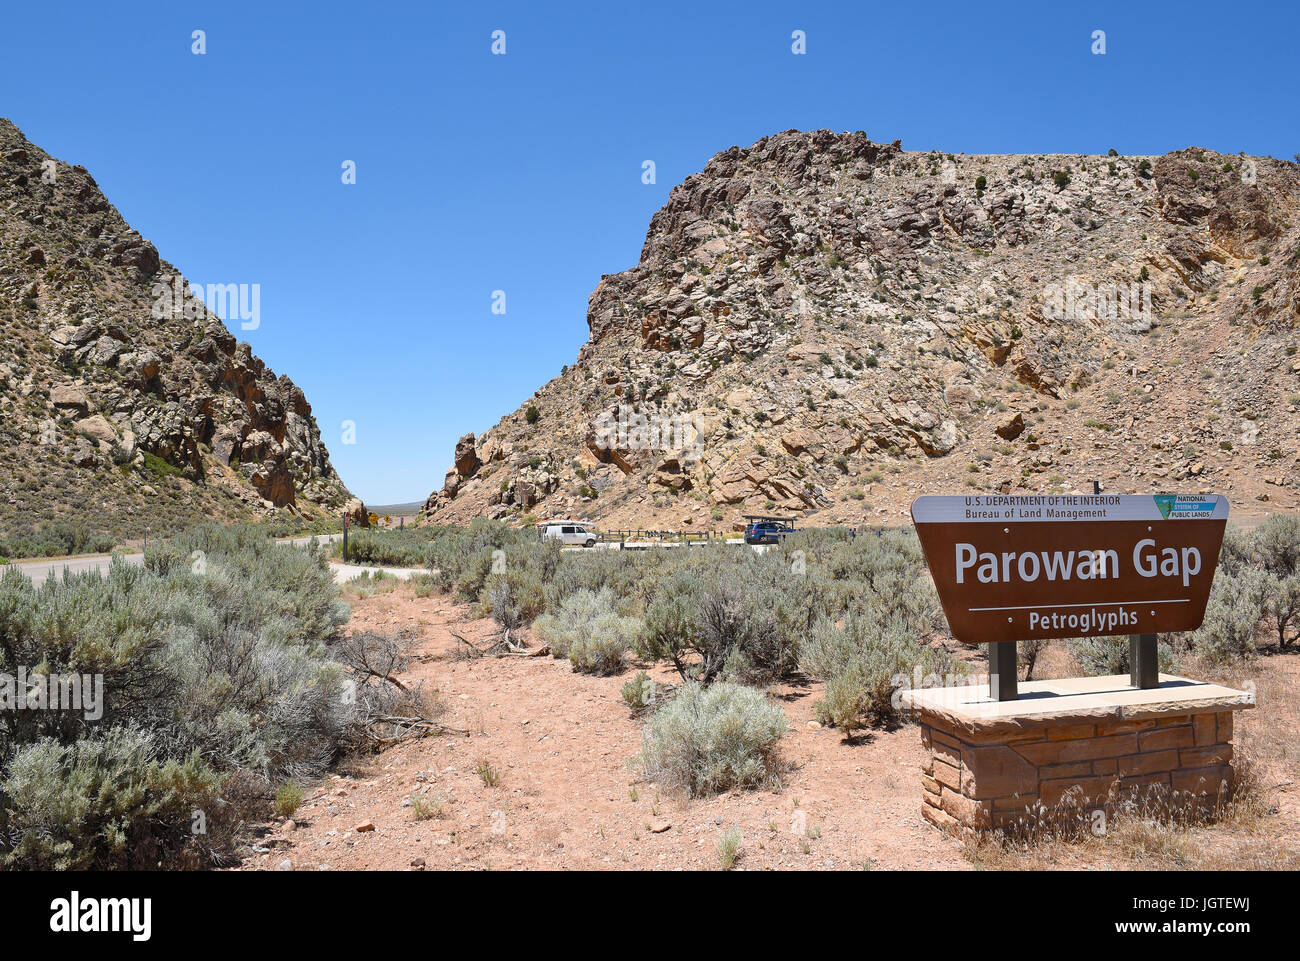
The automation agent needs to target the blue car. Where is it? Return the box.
[744,521,792,545]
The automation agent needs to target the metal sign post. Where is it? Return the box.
[988,640,1019,702]
[1129,632,1159,689]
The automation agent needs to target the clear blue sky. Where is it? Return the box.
[3,1,1296,504]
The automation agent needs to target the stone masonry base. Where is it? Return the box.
[920,709,1235,836]
[901,674,1254,839]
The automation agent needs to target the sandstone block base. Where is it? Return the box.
[900,674,1254,838]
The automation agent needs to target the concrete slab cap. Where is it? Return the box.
[900,674,1255,737]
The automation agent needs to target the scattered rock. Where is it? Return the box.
[994,412,1025,441]
[50,385,89,414]
[73,414,118,446]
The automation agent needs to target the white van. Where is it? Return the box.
[537,520,598,547]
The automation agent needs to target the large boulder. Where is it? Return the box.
[454,432,480,477]
[780,428,822,457]
[73,414,118,447]
[913,420,960,457]
[50,385,89,414]
[995,412,1025,440]
[250,455,296,507]
[71,439,99,468]
[652,454,692,490]
[211,424,244,465]
[344,497,369,528]
[240,430,279,462]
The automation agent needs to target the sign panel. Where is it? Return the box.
[911,494,1228,644]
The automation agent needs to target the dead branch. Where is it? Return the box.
[499,644,550,658]
[451,630,490,658]
[362,715,469,747]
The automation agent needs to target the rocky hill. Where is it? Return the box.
[424,129,1300,530]
[0,118,355,541]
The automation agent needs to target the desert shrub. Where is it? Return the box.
[639,570,704,674]
[343,528,437,568]
[1264,574,1300,649]
[1137,519,1300,661]
[544,547,671,612]
[343,520,565,626]
[640,682,787,797]
[147,523,348,643]
[621,670,656,715]
[779,526,857,555]
[340,568,400,599]
[544,550,622,606]
[533,588,640,674]
[728,553,834,681]
[534,588,602,657]
[802,528,939,623]
[484,566,546,631]
[800,609,944,732]
[1253,514,1300,577]
[0,727,223,870]
[342,519,550,603]
[638,555,800,684]
[1071,634,1180,676]
[0,525,354,869]
[274,781,303,818]
[0,520,117,559]
[639,564,764,684]
[1064,521,1300,668]
[408,572,440,597]
[634,529,939,689]
[1164,518,1300,658]
[695,573,759,682]
[1216,528,1257,578]
[569,618,638,674]
[1018,636,1049,680]
[1191,569,1270,663]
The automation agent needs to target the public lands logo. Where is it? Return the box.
[1153,494,1217,519]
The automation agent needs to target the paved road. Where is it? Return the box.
[329,563,426,585]
[7,551,144,584]
[9,532,346,586]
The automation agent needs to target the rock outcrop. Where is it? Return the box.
[0,118,353,537]
[421,131,1300,527]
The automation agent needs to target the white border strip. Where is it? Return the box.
[969,599,1191,612]
[912,494,1228,524]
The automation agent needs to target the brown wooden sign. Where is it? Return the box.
[911,494,1228,644]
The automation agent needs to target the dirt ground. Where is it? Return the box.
[236,585,1300,871]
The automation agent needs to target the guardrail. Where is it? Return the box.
[596,529,728,548]
[591,525,883,549]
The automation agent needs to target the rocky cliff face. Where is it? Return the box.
[0,118,353,538]
[424,129,1300,529]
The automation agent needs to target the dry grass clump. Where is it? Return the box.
[962,749,1295,870]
